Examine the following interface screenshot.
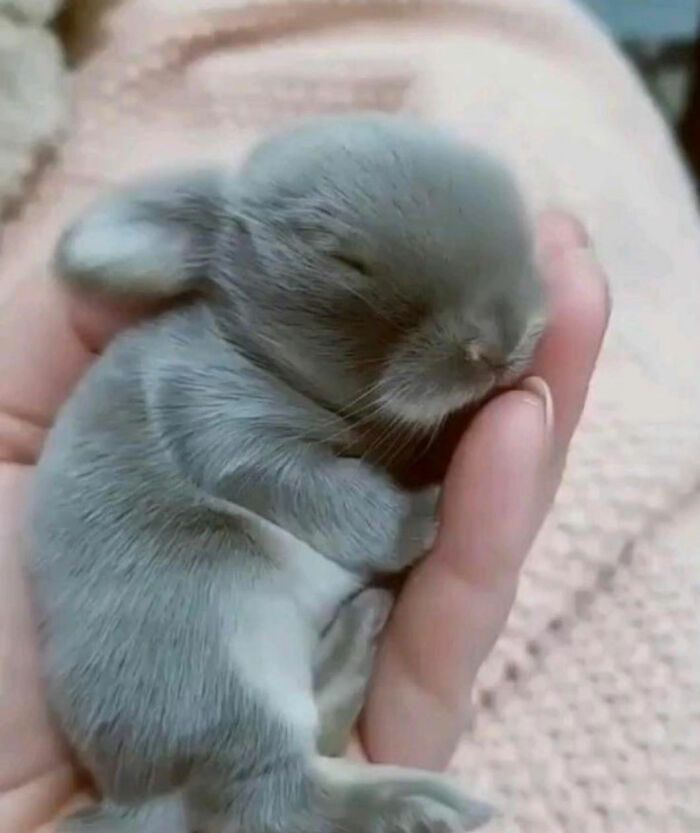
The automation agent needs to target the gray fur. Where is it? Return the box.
[314,588,393,757]
[31,113,544,833]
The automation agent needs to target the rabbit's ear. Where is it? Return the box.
[54,169,228,299]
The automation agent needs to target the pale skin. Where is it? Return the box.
[0,212,608,832]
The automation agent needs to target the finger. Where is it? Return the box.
[534,211,610,465]
[394,212,610,490]
[360,214,610,769]
[0,276,151,462]
[360,383,550,769]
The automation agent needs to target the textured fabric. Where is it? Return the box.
[0,4,65,212]
[3,1,700,830]
[0,0,63,25]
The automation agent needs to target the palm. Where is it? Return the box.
[0,286,137,831]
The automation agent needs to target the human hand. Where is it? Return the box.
[355,212,609,767]
[0,212,608,831]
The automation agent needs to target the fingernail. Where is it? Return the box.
[520,376,553,433]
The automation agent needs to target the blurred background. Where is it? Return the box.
[578,0,700,178]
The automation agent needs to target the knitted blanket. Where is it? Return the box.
[0,0,65,213]
[2,1,699,830]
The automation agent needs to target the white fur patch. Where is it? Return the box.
[215,501,360,736]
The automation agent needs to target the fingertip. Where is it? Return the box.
[537,211,611,323]
[531,230,610,452]
[537,210,590,259]
[448,385,549,469]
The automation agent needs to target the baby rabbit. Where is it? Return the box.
[29,114,545,833]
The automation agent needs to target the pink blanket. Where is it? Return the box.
[3,1,699,829]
